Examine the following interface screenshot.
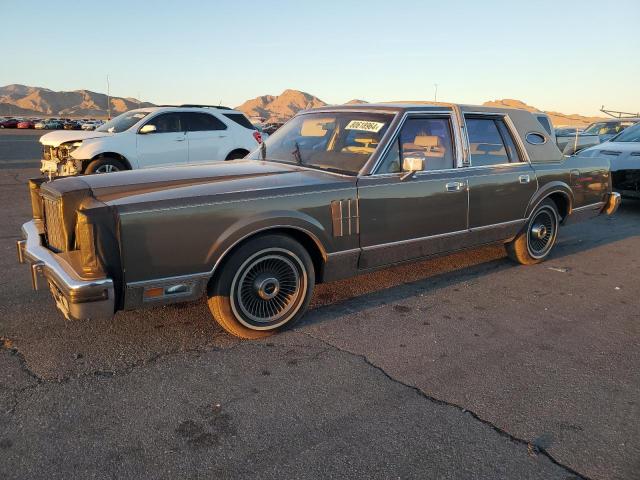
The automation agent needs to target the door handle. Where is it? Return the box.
[175,137,186,142]
[518,174,530,184]
[445,181,465,192]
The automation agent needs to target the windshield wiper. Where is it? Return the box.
[291,141,303,165]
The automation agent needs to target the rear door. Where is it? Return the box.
[358,113,469,269]
[136,112,188,168]
[183,112,231,163]
[463,114,537,242]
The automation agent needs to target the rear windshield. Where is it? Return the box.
[223,113,256,130]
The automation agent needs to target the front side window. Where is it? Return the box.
[466,117,522,166]
[377,117,455,173]
[248,112,393,175]
[144,113,182,133]
[184,112,227,132]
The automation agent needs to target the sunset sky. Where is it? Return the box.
[3,0,639,115]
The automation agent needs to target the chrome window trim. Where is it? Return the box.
[368,111,462,175]
[461,112,532,166]
[357,170,465,187]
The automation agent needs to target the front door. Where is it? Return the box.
[136,112,188,168]
[463,115,537,242]
[358,115,469,269]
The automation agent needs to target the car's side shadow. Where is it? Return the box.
[297,202,640,330]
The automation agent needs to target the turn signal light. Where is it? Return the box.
[143,287,164,299]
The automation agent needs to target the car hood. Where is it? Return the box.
[47,160,355,212]
[39,130,113,146]
[579,141,640,171]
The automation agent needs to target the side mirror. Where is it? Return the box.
[139,124,157,134]
[401,156,423,180]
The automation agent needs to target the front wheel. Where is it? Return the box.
[207,234,315,339]
[84,157,126,174]
[506,200,559,265]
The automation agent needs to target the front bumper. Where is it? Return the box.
[602,192,621,216]
[16,220,115,321]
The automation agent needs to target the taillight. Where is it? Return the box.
[253,130,263,144]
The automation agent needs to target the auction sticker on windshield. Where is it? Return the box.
[345,120,385,133]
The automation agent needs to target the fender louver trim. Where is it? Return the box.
[331,199,359,237]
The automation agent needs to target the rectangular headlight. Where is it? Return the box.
[75,209,102,278]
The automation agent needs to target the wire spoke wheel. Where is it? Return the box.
[527,207,557,259]
[230,249,307,329]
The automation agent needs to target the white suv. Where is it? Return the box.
[39,105,262,176]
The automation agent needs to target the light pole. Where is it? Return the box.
[434,83,438,102]
[106,75,111,120]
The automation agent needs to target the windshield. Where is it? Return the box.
[248,112,393,175]
[583,121,627,136]
[97,110,150,133]
[609,123,640,142]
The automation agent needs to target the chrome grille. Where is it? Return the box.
[42,196,66,251]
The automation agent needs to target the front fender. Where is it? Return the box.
[205,210,331,273]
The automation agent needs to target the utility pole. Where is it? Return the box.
[434,84,439,102]
[106,75,111,120]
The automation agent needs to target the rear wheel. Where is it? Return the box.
[506,200,559,265]
[84,157,126,174]
[207,234,315,339]
[225,149,249,160]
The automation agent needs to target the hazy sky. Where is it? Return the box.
[2,0,639,115]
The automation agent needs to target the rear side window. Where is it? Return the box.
[536,115,553,136]
[183,112,227,132]
[466,117,522,166]
[223,113,256,130]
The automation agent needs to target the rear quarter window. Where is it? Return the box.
[223,113,256,130]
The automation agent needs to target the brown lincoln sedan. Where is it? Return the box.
[17,103,620,338]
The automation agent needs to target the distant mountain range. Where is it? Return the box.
[0,84,605,126]
[0,84,154,117]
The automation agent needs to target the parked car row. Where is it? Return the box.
[533,112,639,155]
[0,116,105,130]
[18,101,621,339]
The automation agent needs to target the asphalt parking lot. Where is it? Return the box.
[0,130,638,479]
